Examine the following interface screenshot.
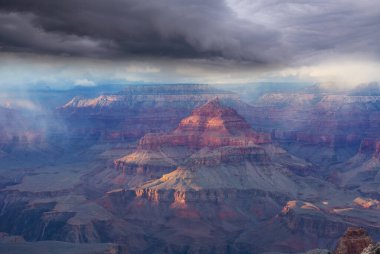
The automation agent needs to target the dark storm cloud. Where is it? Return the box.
[0,0,379,65]
[0,12,115,56]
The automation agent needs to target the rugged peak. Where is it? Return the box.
[135,100,272,150]
[175,98,255,137]
[62,95,122,109]
[189,97,241,120]
[334,227,374,254]
[116,101,272,179]
[193,97,223,113]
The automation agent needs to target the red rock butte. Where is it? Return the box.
[138,98,271,150]
[334,227,374,254]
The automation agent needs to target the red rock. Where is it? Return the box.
[333,227,374,254]
[137,98,271,150]
[114,99,275,187]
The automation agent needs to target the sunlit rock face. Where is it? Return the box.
[114,98,307,190]
[333,227,374,254]
[353,197,380,209]
[361,243,380,254]
[137,98,271,150]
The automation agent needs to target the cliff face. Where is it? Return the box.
[269,200,349,251]
[105,187,288,253]
[334,227,374,254]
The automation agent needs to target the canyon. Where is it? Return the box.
[1,83,380,253]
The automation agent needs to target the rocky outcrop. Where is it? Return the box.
[114,99,277,187]
[132,187,288,205]
[333,227,374,254]
[361,243,380,254]
[136,98,271,150]
[280,201,347,239]
[353,197,380,209]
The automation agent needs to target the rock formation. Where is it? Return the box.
[333,227,374,254]
[134,98,271,150]
[114,98,308,190]
[361,243,380,254]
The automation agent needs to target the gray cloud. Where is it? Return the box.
[0,0,379,67]
[229,0,380,62]
[0,12,115,57]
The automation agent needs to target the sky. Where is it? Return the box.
[0,0,380,88]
